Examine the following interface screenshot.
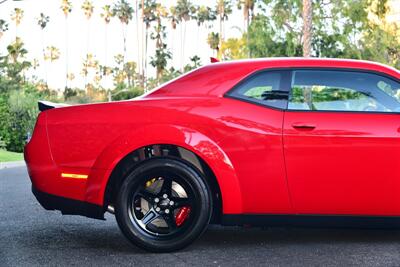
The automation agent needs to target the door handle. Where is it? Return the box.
[292,123,316,130]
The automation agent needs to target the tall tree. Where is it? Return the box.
[10,8,24,39]
[175,0,194,70]
[60,0,72,89]
[193,6,217,53]
[237,0,255,56]
[141,0,157,91]
[112,0,134,63]
[44,45,60,87]
[207,32,220,56]
[150,7,171,80]
[36,13,50,87]
[81,53,98,90]
[81,0,94,71]
[195,5,216,28]
[168,6,179,74]
[7,37,28,64]
[1,38,31,90]
[81,0,94,19]
[100,5,113,88]
[44,46,60,63]
[215,0,232,54]
[302,0,312,57]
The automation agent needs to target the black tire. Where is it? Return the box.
[115,157,213,252]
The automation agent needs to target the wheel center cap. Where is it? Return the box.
[159,199,170,208]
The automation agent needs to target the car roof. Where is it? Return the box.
[145,58,400,98]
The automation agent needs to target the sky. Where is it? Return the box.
[0,0,244,90]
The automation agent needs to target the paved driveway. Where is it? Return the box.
[1,166,400,266]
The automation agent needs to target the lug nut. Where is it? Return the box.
[154,198,159,203]
[165,209,170,214]
[155,207,161,212]
[169,201,174,206]
[163,194,168,199]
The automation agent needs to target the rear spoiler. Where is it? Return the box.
[38,101,70,112]
[210,57,220,63]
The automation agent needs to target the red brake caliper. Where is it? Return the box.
[175,207,191,227]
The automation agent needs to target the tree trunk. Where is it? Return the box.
[302,0,312,57]
[245,9,250,58]
[65,17,69,89]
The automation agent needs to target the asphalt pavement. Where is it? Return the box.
[2,166,400,266]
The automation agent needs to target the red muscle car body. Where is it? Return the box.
[25,58,400,251]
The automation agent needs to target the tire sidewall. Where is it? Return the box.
[115,157,213,252]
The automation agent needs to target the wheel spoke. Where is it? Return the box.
[164,214,177,230]
[161,178,172,195]
[141,209,159,226]
[137,190,156,202]
[171,197,192,208]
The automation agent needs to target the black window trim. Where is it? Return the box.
[224,67,400,115]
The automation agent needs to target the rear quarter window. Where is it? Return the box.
[226,70,291,109]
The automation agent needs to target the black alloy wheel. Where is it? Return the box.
[115,158,213,252]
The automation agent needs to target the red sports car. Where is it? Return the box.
[25,58,400,252]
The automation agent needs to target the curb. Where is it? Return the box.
[0,161,26,169]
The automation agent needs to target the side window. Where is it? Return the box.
[227,71,290,109]
[288,70,400,113]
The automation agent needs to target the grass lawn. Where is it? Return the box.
[0,149,24,162]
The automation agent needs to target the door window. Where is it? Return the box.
[288,70,400,113]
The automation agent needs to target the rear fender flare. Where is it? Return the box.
[86,124,243,214]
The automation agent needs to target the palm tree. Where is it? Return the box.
[81,0,94,19]
[100,5,112,63]
[7,37,28,63]
[302,0,312,57]
[100,5,113,89]
[207,32,220,56]
[60,0,72,89]
[37,13,50,30]
[169,6,179,30]
[184,55,201,72]
[60,0,72,18]
[11,8,24,39]
[150,11,171,80]
[167,6,179,74]
[196,6,216,28]
[112,0,134,64]
[81,1,94,67]
[215,0,232,50]
[44,46,60,62]
[37,13,50,87]
[0,19,9,40]
[175,0,194,70]
[237,0,255,56]
[81,53,98,90]
[124,61,136,87]
[193,6,216,56]
[6,37,31,84]
[141,0,157,91]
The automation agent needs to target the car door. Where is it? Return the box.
[283,69,400,216]
[223,70,294,214]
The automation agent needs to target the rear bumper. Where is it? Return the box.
[32,185,105,220]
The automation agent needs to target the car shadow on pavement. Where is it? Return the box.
[21,223,400,254]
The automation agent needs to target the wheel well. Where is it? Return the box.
[104,144,222,223]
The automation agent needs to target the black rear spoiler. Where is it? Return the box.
[38,101,70,112]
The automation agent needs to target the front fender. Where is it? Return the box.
[85,124,243,214]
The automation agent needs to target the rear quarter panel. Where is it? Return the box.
[46,96,292,214]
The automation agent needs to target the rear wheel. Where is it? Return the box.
[115,158,212,252]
